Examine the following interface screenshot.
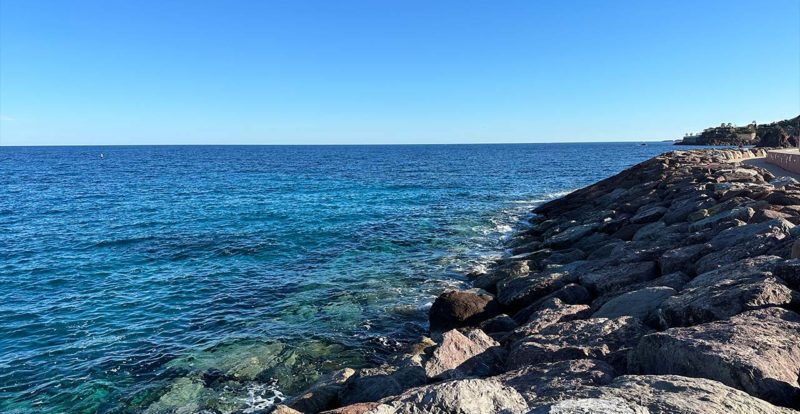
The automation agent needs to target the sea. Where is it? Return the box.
[0,143,678,413]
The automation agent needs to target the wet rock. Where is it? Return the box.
[497,359,615,406]
[793,239,800,259]
[424,329,505,380]
[630,206,667,224]
[629,308,800,407]
[286,368,355,413]
[368,378,529,414]
[474,261,530,292]
[429,290,500,333]
[592,286,676,326]
[578,261,658,296]
[507,316,652,372]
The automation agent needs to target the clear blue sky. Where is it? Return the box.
[1,1,798,145]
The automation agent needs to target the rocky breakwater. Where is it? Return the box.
[274,148,800,414]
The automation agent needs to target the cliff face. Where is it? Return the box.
[756,116,800,148]
[278,148,800,414]
[676,115,799,147]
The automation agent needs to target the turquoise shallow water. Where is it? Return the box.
[0,143,677,413]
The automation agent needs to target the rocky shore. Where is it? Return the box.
[274,148,800,414]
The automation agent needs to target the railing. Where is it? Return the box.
[766,149,800,174]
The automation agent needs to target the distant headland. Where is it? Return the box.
[676,115,800,147]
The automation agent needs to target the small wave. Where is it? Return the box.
[241,382,285,413]
[94,236,156,248]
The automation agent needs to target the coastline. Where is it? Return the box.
[278,148,800,413]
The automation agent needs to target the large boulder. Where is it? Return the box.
[658,243,712,276]
[497,263,587,310]
[657,256,793,327]
[338,365,427,406]
[505,298,591,344]
[578,261,658,296]
[708,218,794,250]
[544,223,597,249]
[529,375,796,414]
[630,206,667,224]
[368,378,529,414]
[511,283,591,324]
[429,290,500,333]
[507,316,652,372]
[629,307,800,407]
[592,286,676,326]
[423,329,505,380]
[497,359,615,406]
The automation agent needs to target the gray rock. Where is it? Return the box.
[497,359,615,406]
[479,314,518,337]
[658,256,793,327]
[774,259,800,290]
[544,224,597,249]
[511,283,592,324]
[631,221,666,241]
[424,329,504,380]
[505,298,591,344]
[629,307,800,408]
[474,260,530,292]
[528,397,640,414]
[544,375,797,414]
[368,378,529,414]
[578,261,658,296]
[709,218,794,249]
[497,263,586,310]
[688,206,755,232]
[658,243,712,276]
[592,286,676,326]
[339,365,427,406]
[507,316,652,372]
[630,206,667,224]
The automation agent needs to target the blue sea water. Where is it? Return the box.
[0,143,678,413]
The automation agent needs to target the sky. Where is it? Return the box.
[0,1,798,146]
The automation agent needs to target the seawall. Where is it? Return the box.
[768,149,800,175]
[275,148,800,414]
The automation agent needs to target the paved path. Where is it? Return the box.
[742,157,800,181]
